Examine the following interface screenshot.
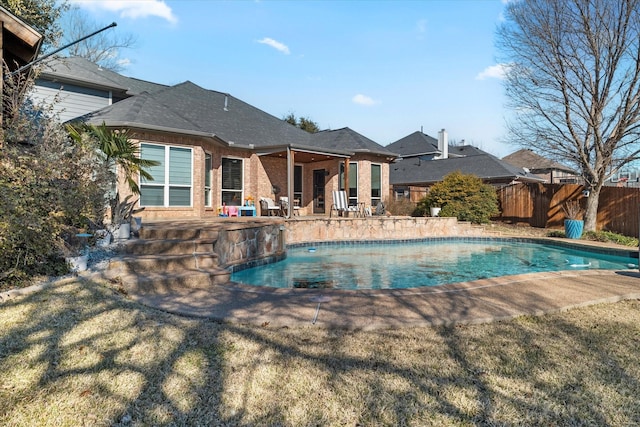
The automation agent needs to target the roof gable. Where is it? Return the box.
[503,149,576,173]
[386,131,439,156]
[311,127,397,157]
[83,80,312,146]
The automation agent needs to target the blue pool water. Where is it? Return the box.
[231,239,638,290]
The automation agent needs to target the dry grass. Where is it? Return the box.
[1,278,640,426]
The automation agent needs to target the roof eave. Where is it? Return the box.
[83,120,219,140]
[0,6,42,48]
[352,148,399,159]
[257,143,354,158]
[38,72,129,92]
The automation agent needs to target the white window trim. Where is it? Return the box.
[140,142,194,208]
[341,161,359,206]
[371,162,382,206]
[204,152,213,207]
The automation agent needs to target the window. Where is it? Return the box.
[222,157,243,205]
[140,143,192,207]
[294,164,303,205]
[204,153,212,207]
[340,162,358,206]
[371,163,381,206]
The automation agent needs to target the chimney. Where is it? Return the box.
[438,128,448,159]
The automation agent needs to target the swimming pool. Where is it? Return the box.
[230,238,638,290]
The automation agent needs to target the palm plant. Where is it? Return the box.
[66,122,158,194]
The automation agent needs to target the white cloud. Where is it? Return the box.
[257,37,290,55]
[416,19,427,34]
[71,1,177,24]
[352,94,379,106]
[117,58,131,68]
[475,63,509,80]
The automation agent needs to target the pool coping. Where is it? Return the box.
[114,268,640,329]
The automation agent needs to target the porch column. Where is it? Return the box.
[286,147,294,219]
[343,157,350,196]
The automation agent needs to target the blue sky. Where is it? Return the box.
[69,0,512,156]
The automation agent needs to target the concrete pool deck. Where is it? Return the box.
[117,267,640,330]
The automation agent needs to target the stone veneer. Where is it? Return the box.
[284,216,490,245]
[214,222,285,267]
[212,217,491,269]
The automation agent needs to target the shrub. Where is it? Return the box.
[385,197,415,216]
[1,74,111,286]
[583,230,639,247]
[413,171,500,224]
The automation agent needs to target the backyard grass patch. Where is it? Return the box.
[1,278,640,426]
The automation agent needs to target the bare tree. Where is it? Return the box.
[497,0,640,232]
[60,6,137,72]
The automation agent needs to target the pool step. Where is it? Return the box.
[121,238,216,256]
[113,269,230,295]
[108,253,220,274]
[106,222,230,294]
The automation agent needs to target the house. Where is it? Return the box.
[388,129,543,202]
[30,56,167,122]
[0,5,43,133]
[32,57,397,220]
[502,148,581,184]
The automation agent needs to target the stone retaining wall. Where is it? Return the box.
[285,216,490,244]
[212,217,491,268]
[214,222,284,267]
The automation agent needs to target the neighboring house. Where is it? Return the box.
[388,129,542,201]
[0,5,43,132]
[32,57,397,220]
[30,56,167,122]
[502,148,581,184]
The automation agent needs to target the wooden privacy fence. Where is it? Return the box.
[496,183,640,237]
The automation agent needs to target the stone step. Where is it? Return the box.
[116,268,231,295]
[108,253,220,275]
[122,238,216,256]
[139,226,220,241]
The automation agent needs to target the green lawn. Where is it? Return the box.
[1,278,639,426]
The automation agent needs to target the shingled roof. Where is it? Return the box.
[81,80,396,157]
[385,131,439,157]
[311,127,397,157]
[38,56,167,96]
[502,149,577,174]
[82,81,310,146]
[390,145,543,185]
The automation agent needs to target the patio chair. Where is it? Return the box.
[259,197,281,216]
[330,190,363,218]
[279,197,300,217]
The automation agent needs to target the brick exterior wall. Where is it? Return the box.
[120,131,393,222]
